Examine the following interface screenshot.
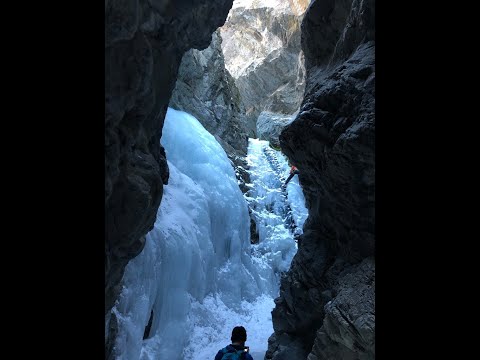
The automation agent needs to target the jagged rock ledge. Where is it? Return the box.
[267,0,375,359]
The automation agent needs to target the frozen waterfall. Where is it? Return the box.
[111,108,308,360]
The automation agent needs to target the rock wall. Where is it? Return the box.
[220,0,309,125]
[267,0,375,359]
[170,30,252,162]
[105,0,234,355]
[256,112,296,148]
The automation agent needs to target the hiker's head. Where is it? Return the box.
[231,326,247,344]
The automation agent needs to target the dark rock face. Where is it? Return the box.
[268,0,375,359]
[309,258,375,360]
[105,0,234,348]
[105,312,118,360]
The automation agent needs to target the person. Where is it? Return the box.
[283,164,300,188]
[215,326,254,360]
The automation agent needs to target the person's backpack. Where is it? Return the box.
[220,346,246,360]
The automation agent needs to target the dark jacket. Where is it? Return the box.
[214,344,254,360]
[284,165,300,186]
